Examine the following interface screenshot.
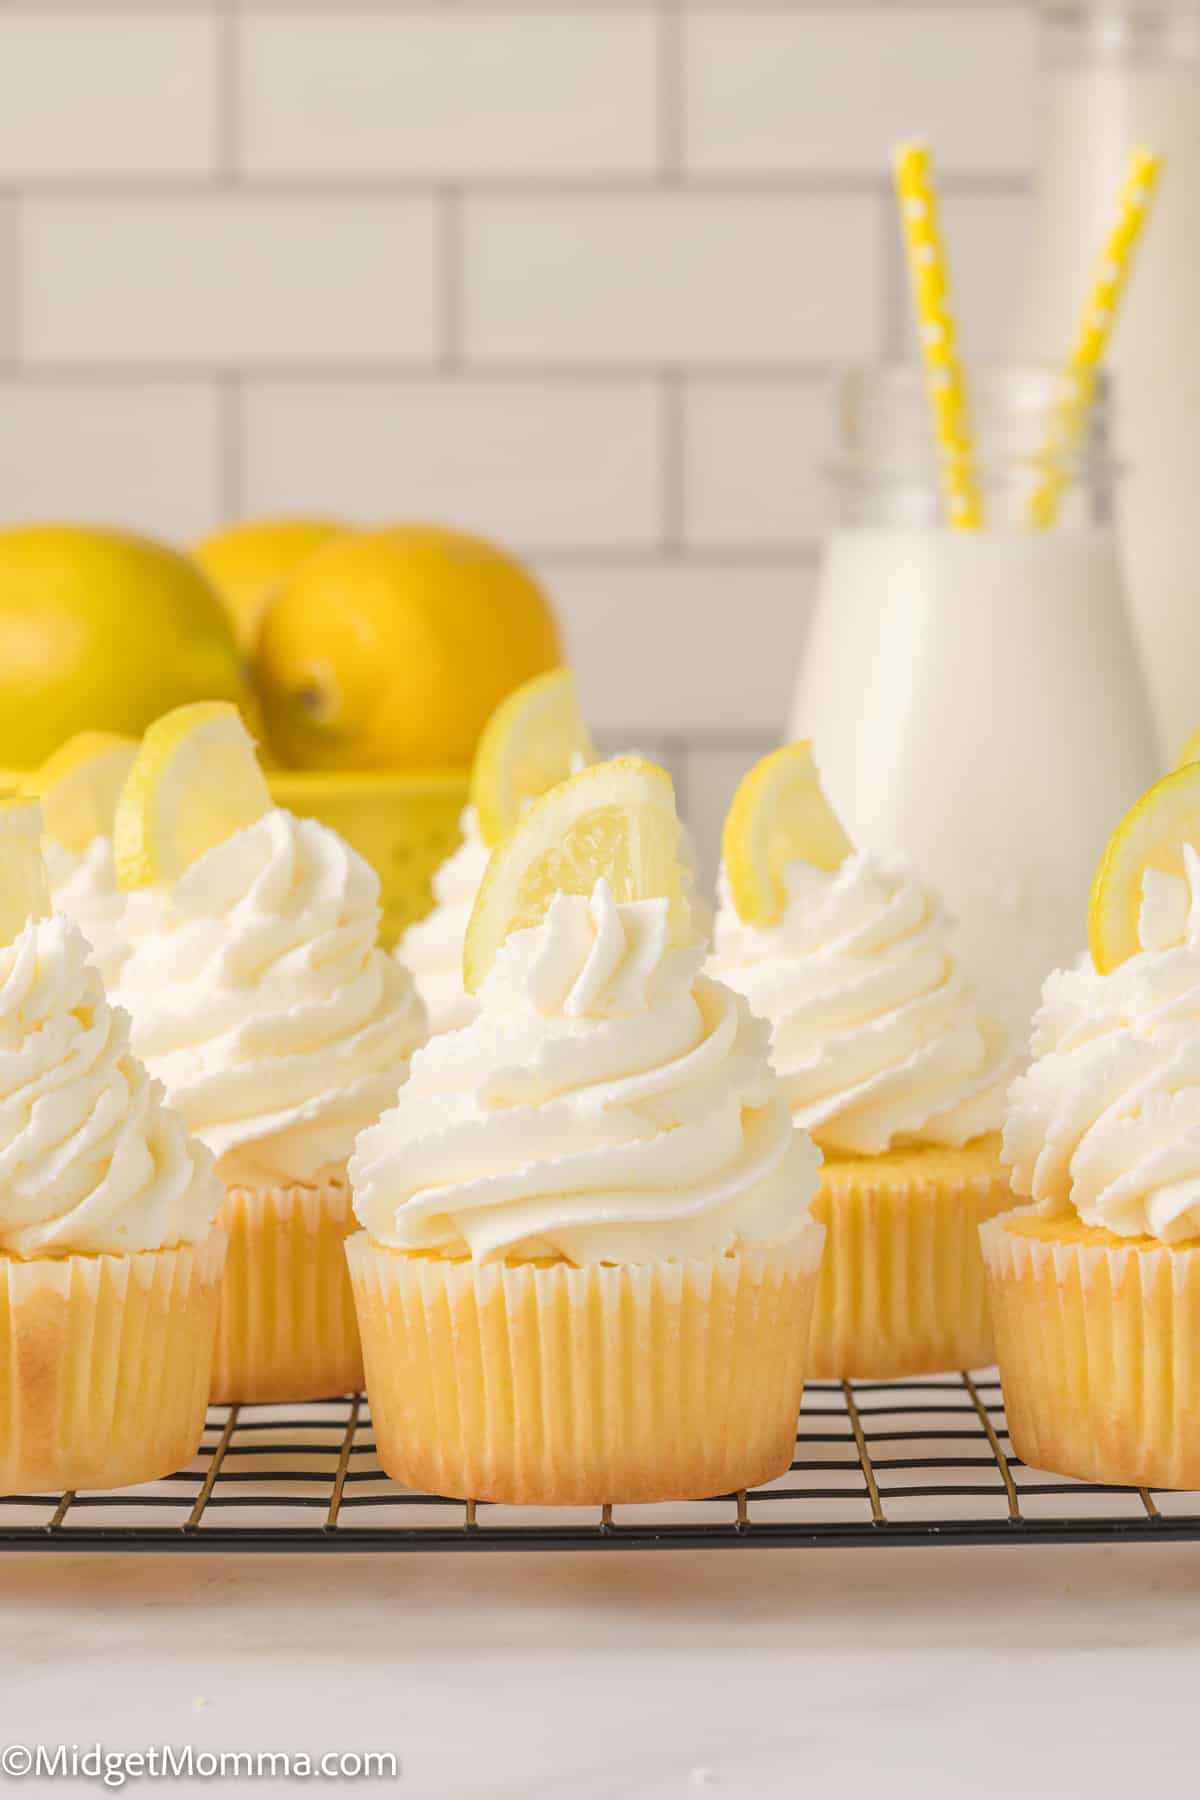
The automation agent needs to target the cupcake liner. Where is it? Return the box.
[213,1176,363,1403]
[0,1230,226,1495]
[808,1137,1014,1379]
[981,1208,1200,1489]
[347,1224,825,1505]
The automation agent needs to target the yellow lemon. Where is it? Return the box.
[114,702,272,890]
[192,515,344,655]
[0,800,51,947]
[1088,762,1200,973]
[0,524,245,768]
[464,757,690,993]
[471,668,595,848]
[255,523,562,772]
[722,742,853,928]
[20,730,138,849]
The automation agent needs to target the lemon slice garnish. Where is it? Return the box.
[463,757,689,993]
[1088,763,1200,973]
[722,741,853,928]
[0,799,51,947]
[20,731,139,850]
[470,668,595,848]
[114,702,272,890]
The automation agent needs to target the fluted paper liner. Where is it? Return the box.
[213,1176,363,1403]
[347,1224,825,1505]
[0,1230,225,1494]
[981,1208,1200,1489]
[808,1136,1013,1379]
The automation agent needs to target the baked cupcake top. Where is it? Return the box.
[710,853,1013,1158]
[115,808,426,1187]
[45,835,165,991]
[1005,844,1200,1244]
[351,876,819,1265]
[0,911,222,1258]
[396,806,488,1039]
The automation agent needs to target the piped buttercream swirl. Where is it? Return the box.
[710,853,1013,1156]
[44,836,165,991]
[351,877,819,1264]
[0,912,222,1257]
[114,809,426,1185]
[1005,845,1200,1243]
[396,807,488,1037]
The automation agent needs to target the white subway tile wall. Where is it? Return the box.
[0,0,1033,873]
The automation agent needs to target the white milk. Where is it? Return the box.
[789,527,1160,1037]
[1016,16,1200,759]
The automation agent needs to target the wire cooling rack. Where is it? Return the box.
[4,1371,1200,1551]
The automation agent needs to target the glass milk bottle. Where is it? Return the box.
[787,363,1159,1040]
[1016,1,1200,760]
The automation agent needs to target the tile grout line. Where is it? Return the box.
[217,0,242,186]
[437,187,463,371]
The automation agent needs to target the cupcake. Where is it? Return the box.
[983,767,1200,1488]
[22,731,163,990]
[348,757,825,1505]
[0,804,225,1493]
[710,744,1015,1378]
[112,704,426,1403]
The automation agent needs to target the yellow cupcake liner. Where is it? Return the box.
[213,1177,363,1403]
[981,1208,1200,1489]
[346,1224,825,1505]
[0,1230,226,1495]
[808,1136,1014,1379]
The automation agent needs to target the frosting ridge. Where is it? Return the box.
[351,877,819,1264]
[115,809,426,1184]
[1005,848,1200,1243]
[710,853,1013,1156]
[0,912,222,1257]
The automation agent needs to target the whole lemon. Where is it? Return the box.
[256,524,562,770]
[192,515,344,655]
[0,524,246,768]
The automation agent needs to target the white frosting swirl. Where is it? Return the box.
[351,878,820,1265]
[1005,845,1200,1244]
[397,807,488,1037]
[114,809,426,1186]
[0,913,222,1257]
[44,836,165,992]
[709,854,1013,1157]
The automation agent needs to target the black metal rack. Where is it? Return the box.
[3,1371,1198,1551]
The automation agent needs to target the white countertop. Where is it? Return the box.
[5,1543,1198,1797]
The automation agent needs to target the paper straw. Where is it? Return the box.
[1028,146,1162,530]
[893,140,983,531]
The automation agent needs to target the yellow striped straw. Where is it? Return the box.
[1029,145,1162,530]
[893,139,983,531]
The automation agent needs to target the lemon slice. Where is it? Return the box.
[722,741,853,928]
[463,757,689,993]
[20,731,139,850]
[470,668,595,848]
[0,800,51,947]
[1088,762,1200,973]
[114,701,273,890]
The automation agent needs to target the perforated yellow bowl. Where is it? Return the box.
[267,770,467,946]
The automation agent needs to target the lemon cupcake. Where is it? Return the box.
[348,758,825,1505]
[983,765,1200,1488]
[22,732,164,990]
[0,802,225,1493]
[112,704,426,1403]
[709,744,1015,1378]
